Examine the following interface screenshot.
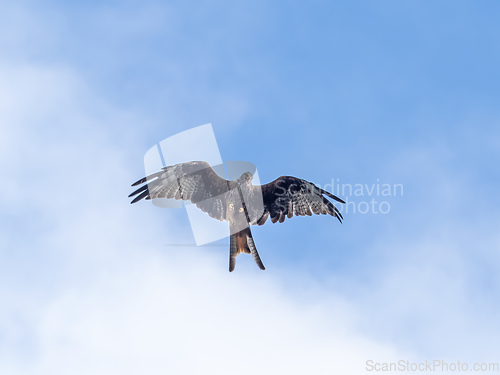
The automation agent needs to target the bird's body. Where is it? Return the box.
[129,161,344,272]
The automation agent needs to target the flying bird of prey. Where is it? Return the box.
[129,161,345,272]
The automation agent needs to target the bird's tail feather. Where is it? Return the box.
[229,226,265,272]
[229,232,239,272]
[246,233,265,271]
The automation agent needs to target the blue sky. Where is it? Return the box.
[1,0,500,373]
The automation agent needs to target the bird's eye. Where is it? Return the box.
[229,204,234,209]
[239,207,244,212]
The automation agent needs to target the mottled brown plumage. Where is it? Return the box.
[129,161,345,272]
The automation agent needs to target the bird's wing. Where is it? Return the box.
[129,161,233,221]
[252,176,345,225]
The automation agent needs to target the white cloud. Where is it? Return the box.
[3,250,405,375]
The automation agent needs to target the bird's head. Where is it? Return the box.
[237,171,254,184]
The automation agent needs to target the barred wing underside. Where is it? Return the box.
[254,176,345,225]
[129,161,234,221]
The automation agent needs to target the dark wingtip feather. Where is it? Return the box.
[131,170,164,187]
[319,188,345,204]
[131,177,146,186]
[128,184,148,198]
[130,190,149,204]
